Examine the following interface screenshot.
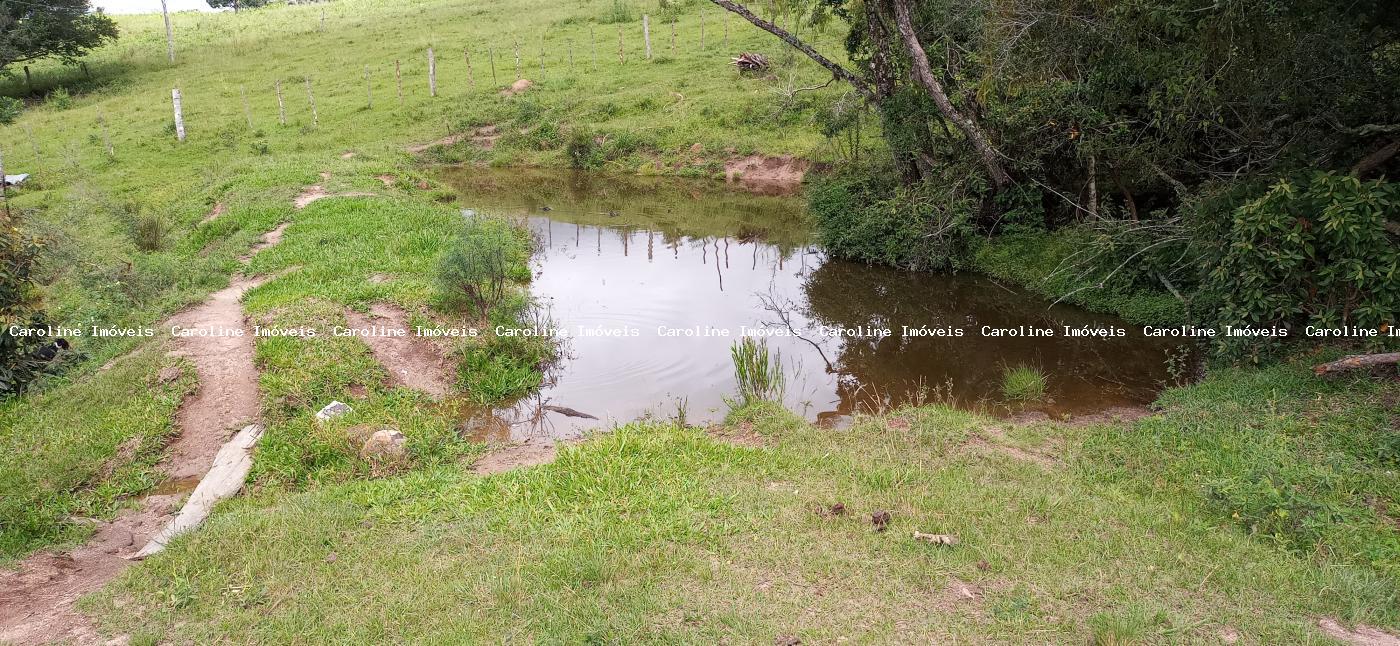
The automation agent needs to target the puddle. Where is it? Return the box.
[438,168,1187,439]
[146,475,200,497]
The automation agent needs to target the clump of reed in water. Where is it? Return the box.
[728,337,786,408]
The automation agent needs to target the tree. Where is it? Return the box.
[0,0,118,73]
[205,0,272,11]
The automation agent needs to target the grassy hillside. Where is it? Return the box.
[0,0,850,561]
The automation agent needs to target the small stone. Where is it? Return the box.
[325,552,338,563]
[361,429,406,459]
[156,366,183,384]
[316,400,353,422]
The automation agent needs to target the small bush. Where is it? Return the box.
[808,172,976,270]
[436,218,529,319]
[1203,172,1399,358]
[1001,364,1047,402]
[598,0,634,24]
[1,215,47,395]
[566,130,602,169]
[728,337,785,408]
[0,97,23,125]
[46,87,73,110]
[131,213,166,252]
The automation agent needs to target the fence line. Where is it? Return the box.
[2,9,852,166]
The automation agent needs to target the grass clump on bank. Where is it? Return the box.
[1000,364,1047,403]
[727,336,785,408]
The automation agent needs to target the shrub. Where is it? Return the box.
[1001,364,1047,402]
[598,0,634,24]
[0,97,23,125]
[808,172,976,270]
[1,215,47,395]
[566,130,602,169]
[728,337,785,408]
[45,87,73,110]
[436,218,528,319]
[1203,172,1399,358]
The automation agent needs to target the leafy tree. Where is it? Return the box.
[205,0,271,11]
[0,0,119,72]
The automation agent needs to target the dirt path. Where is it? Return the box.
[344,302,453,397]
[469,440,558,475]
[0,223,286,645]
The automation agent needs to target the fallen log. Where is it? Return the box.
[133,424,264,559]
[1313,353,1400,376]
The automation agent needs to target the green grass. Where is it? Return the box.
[1000,364,1047,403]
[0,0,851,559]
[84,363,1400,643]
[973,229,1187,325]
[0,344,193,561]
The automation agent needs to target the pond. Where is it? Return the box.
[438,168,1185,440]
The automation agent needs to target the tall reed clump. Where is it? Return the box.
[1001,364,1048,402]
[728,337,785,408]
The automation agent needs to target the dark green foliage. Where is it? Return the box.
[1204,173,1399,357]
[0,96,21,124]
[436,218,529,318]
[808,172,974,270]
[0,213,47,395]
[0,0,118,72]
[206,0,272,9]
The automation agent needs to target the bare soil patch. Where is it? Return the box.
[199,202,226,224]
[708,421,768,448]
[405,125,501,154]
[293,186,376,209]
[723,155,810,196]
[344,303,454,397]
[500,79,533,97]
[0,223,286,644]
[469,440,558,475]
[1317,619,1400,646]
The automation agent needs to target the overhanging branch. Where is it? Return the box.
[709,0,876,101]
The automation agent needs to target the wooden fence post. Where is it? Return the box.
[305,78,318,126]
[618,25,625,63]
[538,36,546,79]
[724,12,729,48]
[643,15,652,60]
[395,59,403,104]
[488,48,497,85]
[171,88,186,141]
[671,18,676,55]
[514,40,522,79]
[700,11,705,50]
[590,25,597,70]
[275,80,286,125]
[160,0,175,63]
[428,47,437,97]
[568,39,574,73]
[464,49,474,88]
[364,65,372,108]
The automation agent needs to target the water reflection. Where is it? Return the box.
[437,168,1182,439]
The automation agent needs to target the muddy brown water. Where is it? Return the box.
[438,168,1186,440]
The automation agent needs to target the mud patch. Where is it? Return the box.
[723,155,810,196]
[200,202,226,224]
[0,498,180,645]
[375,174,397,187]
[500,78,533,97]
[1317,619,1400,646]
[968,425,1058,468]
[469,440,557,475]
[708,421,768,448]
[294,186,377,209]
[344,302,453,397]
[240,222,289,262]
[406,125,500,154]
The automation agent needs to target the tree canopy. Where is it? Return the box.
[0,0,118,72]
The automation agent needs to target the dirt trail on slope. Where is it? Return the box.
[344,302,453,397]
[0,222,286,645]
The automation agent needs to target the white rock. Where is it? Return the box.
[316,400,353,422]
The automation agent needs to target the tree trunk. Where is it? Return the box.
[709,0,875,101]
[863,1,921,183]
[888,0,1011,189]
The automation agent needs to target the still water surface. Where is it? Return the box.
[439,169,1182,439]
